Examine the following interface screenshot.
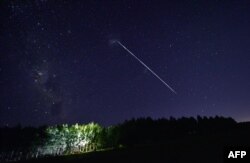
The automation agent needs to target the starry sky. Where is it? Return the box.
[1,0,250,127]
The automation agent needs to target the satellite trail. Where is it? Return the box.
[114,40,177,94]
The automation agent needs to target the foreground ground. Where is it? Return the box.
[17,134,250,163]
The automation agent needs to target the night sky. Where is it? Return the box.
[1,0,250,127]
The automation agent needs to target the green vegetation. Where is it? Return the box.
[38,123,107,155]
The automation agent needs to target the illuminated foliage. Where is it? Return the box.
[39,123,104,155]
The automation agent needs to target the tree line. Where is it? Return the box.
[1,116,249,156]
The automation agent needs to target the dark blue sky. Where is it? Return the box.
[1,0,250,126]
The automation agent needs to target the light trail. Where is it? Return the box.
[115,40,177,94]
